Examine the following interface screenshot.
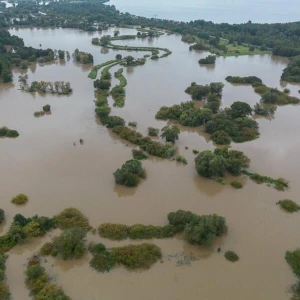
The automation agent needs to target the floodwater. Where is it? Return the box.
[1,27,300,299]
[106,0,300,23]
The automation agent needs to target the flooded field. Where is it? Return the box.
[1,27,300,299]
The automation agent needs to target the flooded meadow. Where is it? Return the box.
[1,27,300,299]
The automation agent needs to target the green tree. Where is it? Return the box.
[161,125,180,143]
[230,101,252,119]
[52,228,86,260]
[194,150,228,178]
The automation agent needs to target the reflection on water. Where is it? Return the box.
[1,27,300,300]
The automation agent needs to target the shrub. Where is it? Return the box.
[277,199,300,213]
[11,193,28,205]
[98,223,129,240]
[175,155,187,164]
[113,159,146,187]
[132,149,148,160]
[199,55,216,64]
[40,242,54,255]
[212,130,231,145]
[95,106,110,118]
[89,243,107,255]
[231,181,243,189]
[195,150,228,178]
[167,210,196,232]
[90,252,113,273]
[225,250,239,262]
[54,207,91,231]
[284,88,290,94]
[148,127,159,136]
[36,283,70,300]
[111,243,162,269]
[286,249,300,277]
[184,214,227,246]
[0,283,10,300]
[42,104,51,112]
[193,149,199,154]
[128,224,176,239]
[52,228,86,260]
[161,125,180,143]
[0,209,4,224]
[128,122,137,127]
[0,127,8,137]
[101,115,125,128]
[6,130,19,137]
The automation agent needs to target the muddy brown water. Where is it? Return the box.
[1,27,300,299]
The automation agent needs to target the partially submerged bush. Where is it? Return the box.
[111,243,162,270]
[25,259,70,299]
[148,127,159,136]
[90,251,113,273]
[54,207,91,231]
[40,242,54,256]
[128,224,176,239]
[161,125,180,143]
[225,250,239,262]
[277,199,300,213]
[42,104,51,112]
[212,130,231,145]
[128,121,137,127]
[113,159,146,187]
[195,147,250,179]
[175,155,187,164]
[184,214,227,246]
[231,181,243,189]
[98,223,129,241]
[101,115,125,128]
[286,249,300,277]
[11,193,28,205]
[132,149,148,160]
[52,228,86,260]
[0,127,19,138]
[167,210,196,232]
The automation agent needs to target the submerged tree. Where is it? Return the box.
[161,125,180,143]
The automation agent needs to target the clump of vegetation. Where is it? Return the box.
[112,126,176,158]
[0,209,5,224]
[167,209,196,232]
[132,149,148,160]
[212,130,231,145]
[0,214,55,254]
[34,111,45,117]
[277,199,300,213]
[225,250,239,262]
[286,249,300,276]
[98,223,129,241]
[111,243,162,270]
[161,125,180,143]
[284,88,290,94]
[40,242,54,256]
[11,193,28,205]
[54,207,91,231]
[113,159,146,187]
[231,181,243,189]
[175,155,187,164]
[128,121,137,127]
[156,101,213,127]
[226,76,262,85]
[19,76,72,95]
[193,149,199,154]
[184,214,227,246]
[281,56,300,82]
[0,255,10,300]
[185,82,224,100]
[148,127,159,136]
[111,68,127,107]
[254,85,300,105]
[0,126,19,138]
[243,170,289,191]
[195,147,250,179]
[253,103,276,116]
[52,228,86,260]
[89,242,162,272]
[101,116,125,128]
[128,224,177,240]
[42,104,51,112]
[199,55,216,64]
[73,48,93,64]
[25,258,70,299]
